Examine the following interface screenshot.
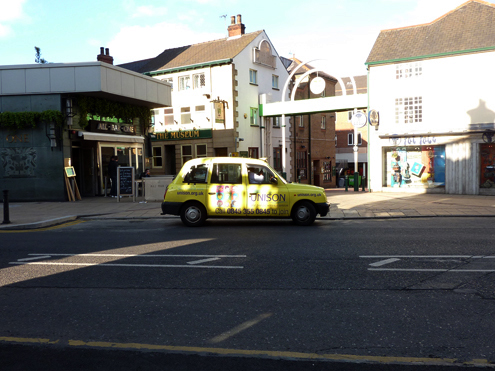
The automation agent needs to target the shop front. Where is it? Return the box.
[74,126,145,196]
[375,133,495,195]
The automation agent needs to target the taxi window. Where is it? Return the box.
[210,163,242,184]
[183,164,208,183]
[247,165,275,184]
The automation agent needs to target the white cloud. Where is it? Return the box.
[0,0,26,38]
[0,23,12,38]
[108,22,224,64]
[132,5,168,18]
[0,0,26,21]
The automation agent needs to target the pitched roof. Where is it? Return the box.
[366,0,495,65]
[119,31,264,74]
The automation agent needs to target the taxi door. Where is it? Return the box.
[245,164,290,218]
[206,162,245,217]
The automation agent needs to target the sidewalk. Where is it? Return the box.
[1,190,495,230]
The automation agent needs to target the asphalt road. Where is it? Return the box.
[1,217,495,370]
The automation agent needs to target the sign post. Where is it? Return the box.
[351,110,367,191]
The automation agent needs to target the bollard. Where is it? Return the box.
[345,175,348,192]
[362,176,366,191]
[2,190,11,224]
[354,173,359,191]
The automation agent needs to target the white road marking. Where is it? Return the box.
[11,253,246,269]
[10,262,243,269]
[26,253,246,258]
[369,258,400,267]
[209,313,272,344]
[362,255,495,273]
[187,258,221,265]
[17,255,51,262]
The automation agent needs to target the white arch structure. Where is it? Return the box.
[261,59,367,176]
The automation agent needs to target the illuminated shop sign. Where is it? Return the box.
[151,129,213,141]
[89,121,136,135]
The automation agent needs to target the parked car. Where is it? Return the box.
[161,157,330,227]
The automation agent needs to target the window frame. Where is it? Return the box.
[272,74,279,89]
[193,72,206,89]
[250,107,259,126]
[249,69,258,85]
[152,146,163,168]
[178,75,191,91]
[181,145,193,165]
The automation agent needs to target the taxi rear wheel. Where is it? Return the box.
[180,202,207,227]
[291,201,317,226]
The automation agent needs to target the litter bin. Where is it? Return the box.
[339,178,345,188]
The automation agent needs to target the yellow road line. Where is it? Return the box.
[0,220,84,233]
[0,336,491,366]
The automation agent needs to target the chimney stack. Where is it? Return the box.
[97,47,114,65]
[227,14,245,38]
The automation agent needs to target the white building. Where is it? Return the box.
[366,0,495,195]
[120,15,291,178]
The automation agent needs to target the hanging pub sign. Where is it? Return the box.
[215,102,225,124]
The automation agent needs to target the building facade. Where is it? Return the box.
[120,15,292,180]
[334,75,368,186]
[285,58,338,187]
[0,55,171,201]
[366,0,495,195]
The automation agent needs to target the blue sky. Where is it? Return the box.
[0,0,484,77]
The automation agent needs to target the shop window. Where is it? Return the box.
[152,146,163,168]
[480,144,495,188]
[273,117,280,128]
[297,151,307,180]
[182,145,193,165]
[383,145,445,188]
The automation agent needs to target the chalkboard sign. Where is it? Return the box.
[118,167,134,196]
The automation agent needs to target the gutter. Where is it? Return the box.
[366,46,495,67]
[145,59,233,76]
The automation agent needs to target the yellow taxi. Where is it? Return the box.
[161,157,330,226]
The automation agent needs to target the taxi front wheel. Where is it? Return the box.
[291,201,317,226]
[180,202,207,227]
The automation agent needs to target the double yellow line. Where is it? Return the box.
[0,336,490,367]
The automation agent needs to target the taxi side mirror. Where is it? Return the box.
[270,177,278,185]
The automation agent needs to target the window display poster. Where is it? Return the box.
[385,146,445,188]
